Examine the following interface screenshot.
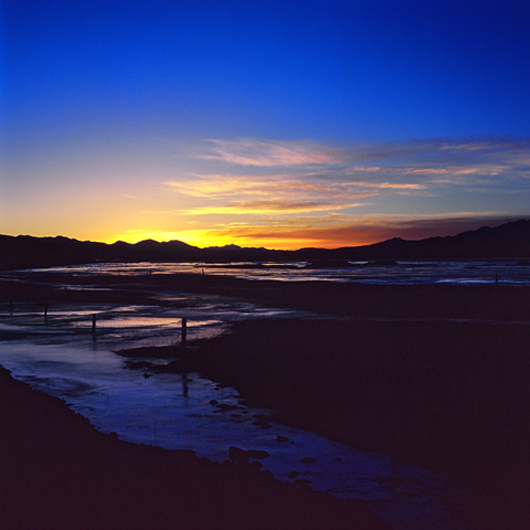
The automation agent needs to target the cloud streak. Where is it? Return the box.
[199,139,343,166]
[157,135,530,248]
[190,213,527,249]
[198,136,530,170]
[177,200,365,216]
[189,137,530,193]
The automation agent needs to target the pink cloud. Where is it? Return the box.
[200,139,344,166]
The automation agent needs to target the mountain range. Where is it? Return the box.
[1,219,530,271]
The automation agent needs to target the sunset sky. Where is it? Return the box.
[2,0,530,249]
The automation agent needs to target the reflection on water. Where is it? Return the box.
[6,258,530,285]
[1,260,526,529]
[0,296,469,530]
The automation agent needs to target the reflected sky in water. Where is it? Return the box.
[0,294,470,530]
[0,261,494,529]
[7,258,530,286]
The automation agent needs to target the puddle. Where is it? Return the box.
[0,298,469,530]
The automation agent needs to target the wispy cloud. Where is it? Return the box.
[156,136,530,248]
[199,138,344,166]
[197,136,530,169]
[189,213,527,249]
[166,175,371,215]
[192,136,530,182]
[178,200,365,216]
[166,174,381,198]
[165,170,426,213]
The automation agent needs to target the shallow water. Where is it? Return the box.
[0,297,469,530]
[8,258,530,285]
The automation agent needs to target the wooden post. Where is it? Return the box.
[181,318,187,348]
[92,314,97,335]
[181,318,188,396]
[44,304,48,322]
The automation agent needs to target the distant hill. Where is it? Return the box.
[321,219,530,261]
[1,220,529,270]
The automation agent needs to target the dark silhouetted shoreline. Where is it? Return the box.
[2,272,530,529]
[2,219,530,270]
[168,317,530,530]
[0,364,390,530]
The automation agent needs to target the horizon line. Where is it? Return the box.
[2,217,529,253]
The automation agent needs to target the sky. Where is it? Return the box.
[2,0,530,249]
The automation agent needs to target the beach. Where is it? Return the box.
[0,363,390,530]
[2,273,530,529]
[175,317,530,530]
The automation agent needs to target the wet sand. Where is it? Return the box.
[2,270,530,320]
[2,273,530,528]
[0,365,389,530]
[177,318,530,530]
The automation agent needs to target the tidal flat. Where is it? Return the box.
[1,269,530,529]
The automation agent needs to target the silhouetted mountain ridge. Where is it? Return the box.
[1,219,529,270]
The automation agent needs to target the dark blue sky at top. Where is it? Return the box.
[3,0,530,150]
[2,1,530,247]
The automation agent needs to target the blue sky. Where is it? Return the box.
[2,0,530,248]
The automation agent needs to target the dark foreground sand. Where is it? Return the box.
[171,318,530,530]
[0,365,389,530]
[2,274,530,529]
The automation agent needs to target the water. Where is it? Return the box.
[3,261,513,528]
[4,258,530,285]
[0,293,470,530]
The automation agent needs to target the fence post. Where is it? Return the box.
[181,318,187,348]
[181,318,188,396]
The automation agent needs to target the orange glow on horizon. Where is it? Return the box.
[9,212,523,252]
[107,225,391,250]
[100,229,344,250]
[106,230,348,250]
[100,213,523,251]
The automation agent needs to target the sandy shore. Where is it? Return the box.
[168,317,530,530]
[0,364,390,530]
[2,270,530,322]
[2,273,530,529]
